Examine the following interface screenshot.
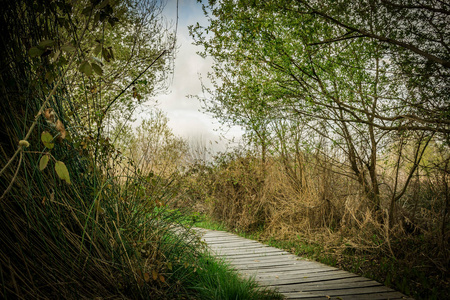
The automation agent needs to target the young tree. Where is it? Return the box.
[126,109,188,177]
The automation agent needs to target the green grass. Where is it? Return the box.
[184,250,283,300]
[152,215,284,300]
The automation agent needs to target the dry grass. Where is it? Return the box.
[183,149,449,299]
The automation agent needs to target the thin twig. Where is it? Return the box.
[0,151,23,200]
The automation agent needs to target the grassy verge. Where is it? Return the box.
[180,242,283,299]
[145,227,283,300]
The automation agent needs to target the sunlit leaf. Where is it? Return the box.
[55,161,71,184]
[166,262,172,271]
[151,269,158,280]
[39,154,50,171]
[41,131,54,149]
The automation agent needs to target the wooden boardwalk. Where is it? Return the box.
[196,228,413,300]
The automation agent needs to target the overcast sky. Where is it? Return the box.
[141,0,244,152]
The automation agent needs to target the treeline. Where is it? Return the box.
[180,1,449,299]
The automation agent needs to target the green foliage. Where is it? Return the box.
[190,0,450,212]
[121,109,189,177]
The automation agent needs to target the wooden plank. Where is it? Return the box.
[234,263,337,273]
[230,262,330,271]
[255,272,360,285]
[228,254,299,262]
[205,240,260,245]
[281,285,395,296]
[254,268,352,279]
[202,235,255,241]
[206,238,263,243]
[285,291,407,299]
[213,248,286,256]
[269,278,380,291]
[228,256,315,265]
[229,257,303,266]
[210,243,274,251]
[251,266,343,276]
[209,244,269,250]
[217,252,290,260]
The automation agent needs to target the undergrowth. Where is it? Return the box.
[184,150,450,300]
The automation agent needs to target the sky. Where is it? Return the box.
[140,0,244,152]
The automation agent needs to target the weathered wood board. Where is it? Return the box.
[196,228,414,300]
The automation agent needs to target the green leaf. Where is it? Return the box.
[108,47,115,60]
[91,63,103,76]
[79,61,93,76]
[39,154,50,171]
[55,161,71,184]
[61,43,76,52]
[29,47,44,58]
[93,44,102,56]
[102,47,111,62]
[39,39,55,48]
[41,131,54,149]
[91,56,104,66]
[82,6,93,16]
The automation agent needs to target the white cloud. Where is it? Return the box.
[137,0,244,152]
